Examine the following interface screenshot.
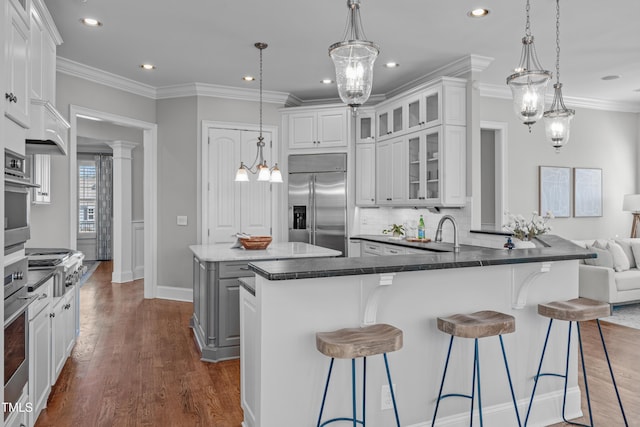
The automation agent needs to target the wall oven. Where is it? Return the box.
[4,257,35,419]
[4,149,39,250]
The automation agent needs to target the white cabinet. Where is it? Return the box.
[377,102,404,141]
[50,295,66,384]
[28,278,52,427]
[4,386,29,427]
[355,143,375,206]
[207,127,272,243]
[355,110,375,144]
[29,3,55,103]
[63,286,76,356]
[286,107,348,149]
[30,153,50,204]
[240,286,258,426]
[5,0,31,128]
[361,241,382,256]
[376,136,407,205]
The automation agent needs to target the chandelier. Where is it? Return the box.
[329,0,379,110]
[235,42,282,183]
[506,0,551,131]
[543,0,575,152]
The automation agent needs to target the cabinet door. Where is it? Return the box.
[406,95,423,132]
[29,305,51,425]
[375,140,392,204]
[32,154,51,204]
[390,137,407,203]
[218,278,241,348]
[356,112,375,143]
[240,287,258,426]
[63,287,76,355]
[240,131,271,236]
[425,128,441,202]
[441,125,466,206]
[317,109,346,147]
[423,86,442,128]
[407,133,426,202]
[355,143,376,206]
[443,83,466,126]
[383,245,406,255]
[288,112,316,148]
[361,241,382,256]
[5,1,31,128]
[377,110,389,139]
[50,298,66,384]
[391,103,403,134]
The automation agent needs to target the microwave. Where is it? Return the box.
[4,149,39,249]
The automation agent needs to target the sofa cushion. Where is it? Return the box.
[629,241,640,269]
[584,247,613,268]
[614,238,637,269]
[614,268,640,291]
[606,241,631,272]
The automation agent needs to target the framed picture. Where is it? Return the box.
[538,166,571,217]
[574,168,602,217]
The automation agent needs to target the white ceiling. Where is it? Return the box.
[44,0,640,109]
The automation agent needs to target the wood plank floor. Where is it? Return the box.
[36,261,639,426]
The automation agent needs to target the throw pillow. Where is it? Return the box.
[592,239,609,250]
[630,241,640,268]
[584,247,614,268]
[614,238,636,269]
[606,241,630,272]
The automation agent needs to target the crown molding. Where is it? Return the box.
[32,0,63,45]
[478,83,640,113]
[156,82,289,105]
[57,57,157,99]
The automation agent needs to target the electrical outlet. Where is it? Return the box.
[381,384,396,410]
[362,216,368,225]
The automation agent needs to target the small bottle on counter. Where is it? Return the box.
[418,215,425,239]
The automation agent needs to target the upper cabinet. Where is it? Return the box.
[355,109,375,144]
[4,0,31,128]
[285,107,349,150]
[377,102,403,140]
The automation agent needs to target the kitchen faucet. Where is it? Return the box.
[435,215,460,253]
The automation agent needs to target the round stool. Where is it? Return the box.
[524,297,628,427]
[432,310,521,427]
[315,323,403,427]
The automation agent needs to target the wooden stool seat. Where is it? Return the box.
[316,323,403,359]
[437,310,515,339]
[538,297,610,322]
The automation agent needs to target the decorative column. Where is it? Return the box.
[107,140,137,283]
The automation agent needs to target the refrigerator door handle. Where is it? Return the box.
[309,177,314,245]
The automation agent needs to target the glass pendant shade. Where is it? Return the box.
[507,36,551,129]
[257,163,271,181]
[269,164,283,183]
[330,40,378,108]
[235,163,249,182]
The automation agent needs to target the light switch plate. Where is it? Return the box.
[177,216,188,226]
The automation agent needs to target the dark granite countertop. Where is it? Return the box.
[238,277,255,296]
[249,235,595,281]
[27,268,55,292]
[469,228,513,237]
[351,234,477,252]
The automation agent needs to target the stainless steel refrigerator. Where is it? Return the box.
[288,153,347,256]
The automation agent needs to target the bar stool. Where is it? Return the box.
[315,323,403,427]
[524,297,628,427]
[432,311,521,427]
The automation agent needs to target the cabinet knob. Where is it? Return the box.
[371,198,375,202]
[38,293,48,300]
[386,198,392,201]
[50,313,55,318]
[387,131,392,135]
[5,92,17,103]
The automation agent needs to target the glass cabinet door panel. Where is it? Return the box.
[378,112,389,137]
[393,106,403,133]
[360,117,372,140]
[408,135,422,200]
[426,130,440,199]
[408,100,420,129]
[426,92,440,125]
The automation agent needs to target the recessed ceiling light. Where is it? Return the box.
[140,64,156,70]
[81,18,102,27]
[321,79,334,84]
[242,76,255,82]
[468,8,490,18]
[384,62,400,68]
[601,75,621,81]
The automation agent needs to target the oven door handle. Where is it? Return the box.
[4,295,37,327]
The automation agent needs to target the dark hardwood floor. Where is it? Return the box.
[36,262,638,426]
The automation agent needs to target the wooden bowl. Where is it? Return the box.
[239,236,272,250]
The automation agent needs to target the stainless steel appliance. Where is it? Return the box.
[4,257,36,419]
[288,154,347,256]
[4,149,39,250]
[26,248,85,297]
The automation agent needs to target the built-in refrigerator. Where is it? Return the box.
[288,153,347,256]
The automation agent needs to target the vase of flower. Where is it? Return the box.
[504,211,554,249]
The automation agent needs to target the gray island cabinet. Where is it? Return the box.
[189,242,341,362]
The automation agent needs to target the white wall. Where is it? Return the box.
[480,97,639,240]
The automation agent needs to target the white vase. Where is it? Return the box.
[513,238,536,249]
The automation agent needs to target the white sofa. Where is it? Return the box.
[572,238,640,307]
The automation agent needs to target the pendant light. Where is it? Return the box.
[543,0,575,153]
[329,0,379,110]
[235,43,283,183]
[506,0,552,131]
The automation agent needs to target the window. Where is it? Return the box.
[78,159,97,233]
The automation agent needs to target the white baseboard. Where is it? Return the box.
[156,285,193,302]
[407,387,582,427]
[133,266,144,280]
[112,270,134,283]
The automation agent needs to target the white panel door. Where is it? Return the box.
[240,130,272,236]
[208,128,241,243]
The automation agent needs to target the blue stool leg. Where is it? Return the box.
[524,318,554,426]
[351,358,357,427]
[469,338,478,427]
[362,357,367,426]
[561,321,575,424]
[432,335,455,427]
[499,335,522,427]
[317,358,335,427]
[383,353,401,427]
[596,320,629,426]
[474,338,483,427]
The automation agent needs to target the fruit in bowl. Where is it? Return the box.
[238,235,272,250]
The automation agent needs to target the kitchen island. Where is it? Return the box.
[240,236,595,427]
[189,242,340,362]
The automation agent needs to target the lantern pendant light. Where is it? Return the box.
[235,43,282,183]
[506,0,552,132]
[543,0,575,153]
[329,0,379,110]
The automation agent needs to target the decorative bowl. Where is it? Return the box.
[239,236,272,250]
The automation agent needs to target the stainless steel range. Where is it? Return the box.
[26,248,85,297]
